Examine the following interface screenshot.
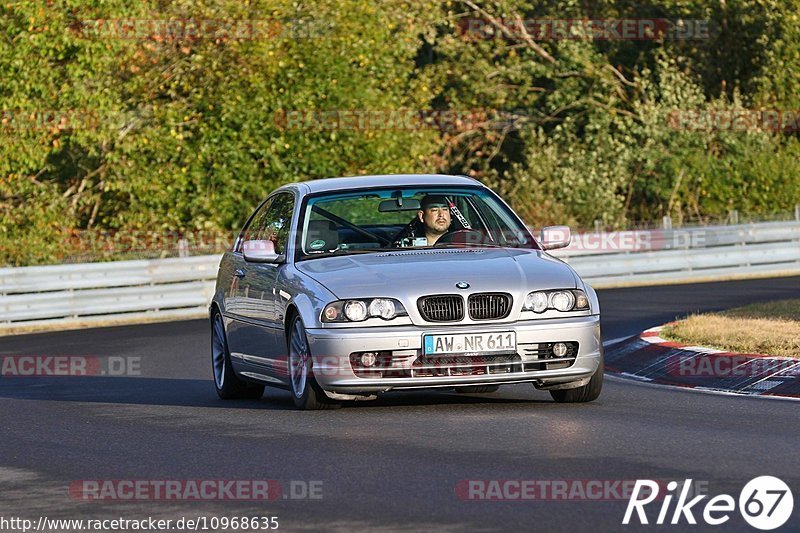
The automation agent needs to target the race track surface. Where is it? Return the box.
[1,276,799,531]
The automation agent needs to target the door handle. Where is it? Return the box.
[234,269,246,278]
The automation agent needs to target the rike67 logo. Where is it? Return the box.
[623,477,794,530]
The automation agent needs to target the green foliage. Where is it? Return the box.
[1,0,798,265]
[427,1,800,228]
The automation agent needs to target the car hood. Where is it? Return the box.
[295,248,578,300]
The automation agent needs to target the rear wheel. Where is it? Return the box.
[549,359,603,403]
[288,315,340,410]
[454,385,500,393]
[211,311,264,400]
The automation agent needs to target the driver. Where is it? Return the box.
[417,195,452,245]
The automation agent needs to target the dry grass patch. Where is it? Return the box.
[661,299,800,358]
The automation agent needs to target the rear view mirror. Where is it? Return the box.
[378,198,421,212]
[539,226,571,250]
[242,240,284,263]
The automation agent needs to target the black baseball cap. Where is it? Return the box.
[420,195,450,209]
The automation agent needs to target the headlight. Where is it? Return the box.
[322,298,407,322]
[523,290,590,313]
[323,304,341,321]
[575,291,589,310]
[344,300,368,321]
[368,298,397,319]
[550,291,575,312]
[524,291,549,313]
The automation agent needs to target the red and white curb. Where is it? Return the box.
[605,325,800,399]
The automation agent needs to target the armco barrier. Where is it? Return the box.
[0,256,219,332]
[549,220,800,256]
[0,221,798,332]
[549,220,800,285]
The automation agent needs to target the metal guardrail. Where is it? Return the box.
[1,221,798,332]
[549,220,800,285]
[0,256,219,331]
[548,220,800,257]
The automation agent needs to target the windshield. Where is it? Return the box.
[296,186,537,260]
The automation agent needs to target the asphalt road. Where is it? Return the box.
[1,276,799,532]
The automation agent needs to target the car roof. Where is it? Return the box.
[282,174,484,195]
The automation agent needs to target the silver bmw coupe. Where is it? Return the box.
[210,174,603,409]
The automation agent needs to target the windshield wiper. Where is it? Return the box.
[434,243,504,249]
[303,248,383,259]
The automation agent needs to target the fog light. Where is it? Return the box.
[360,352,378,367]
[553,342,568,357]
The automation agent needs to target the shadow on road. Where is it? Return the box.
[0,376,551,409]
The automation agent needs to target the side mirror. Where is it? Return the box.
[539,226,571,251]
[242,240,284,264]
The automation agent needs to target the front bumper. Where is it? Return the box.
[305,315,602,393]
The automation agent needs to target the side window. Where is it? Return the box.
[239,192,295,255]
[235,198,274,253]
[261,193,294,255]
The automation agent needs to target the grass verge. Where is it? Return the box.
[660,299,800,358]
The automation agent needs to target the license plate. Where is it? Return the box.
[423,331,516,356]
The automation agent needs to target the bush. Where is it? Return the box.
[1,0,798,265]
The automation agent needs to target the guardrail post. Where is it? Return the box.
[729,210,739,225]
[795,204,800,221]
[594,219,602,233]
[662,216,672,230]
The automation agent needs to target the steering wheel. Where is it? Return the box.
[434,229,485,247]
[388,217,422,247]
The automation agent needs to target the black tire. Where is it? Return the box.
[549,359,603,403]
[454,385,500,393]
[287,315,340,410]
[211,311,265,400]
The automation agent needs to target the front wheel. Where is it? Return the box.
[211,311,264,400]
[549,359,603,403]
[288,315,340,410]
